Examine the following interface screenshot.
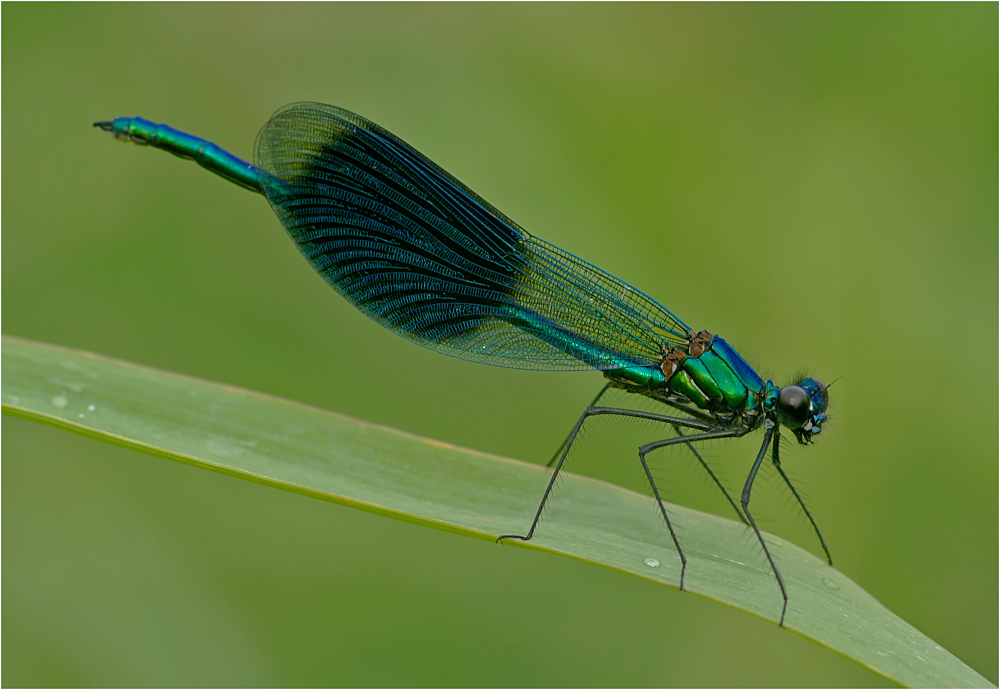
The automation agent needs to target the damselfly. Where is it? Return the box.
[96,103,832,625]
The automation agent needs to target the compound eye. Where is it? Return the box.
[805,377,830,409]
[777,385,811,429]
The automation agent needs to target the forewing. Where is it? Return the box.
[254,102,689,371]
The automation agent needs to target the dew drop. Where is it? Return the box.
[643,558,660,569]
[52,395,68,409]
[821,577,840,591]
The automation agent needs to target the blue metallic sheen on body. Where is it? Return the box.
[711,337,764,393]
[106,116,262,193]
[94,103,834,627]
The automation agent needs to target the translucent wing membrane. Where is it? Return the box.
[254,102,690,372]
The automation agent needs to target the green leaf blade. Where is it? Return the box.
[2,334,992,689]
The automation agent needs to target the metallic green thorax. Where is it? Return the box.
[606,332,765,418]
[672,335,764,412]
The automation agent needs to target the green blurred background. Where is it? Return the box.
[3,4,996,687]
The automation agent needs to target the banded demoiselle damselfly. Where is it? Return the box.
[95,103,832,626]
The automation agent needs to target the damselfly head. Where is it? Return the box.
[776,377,829,444]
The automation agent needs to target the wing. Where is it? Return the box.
[254,102,690,372]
